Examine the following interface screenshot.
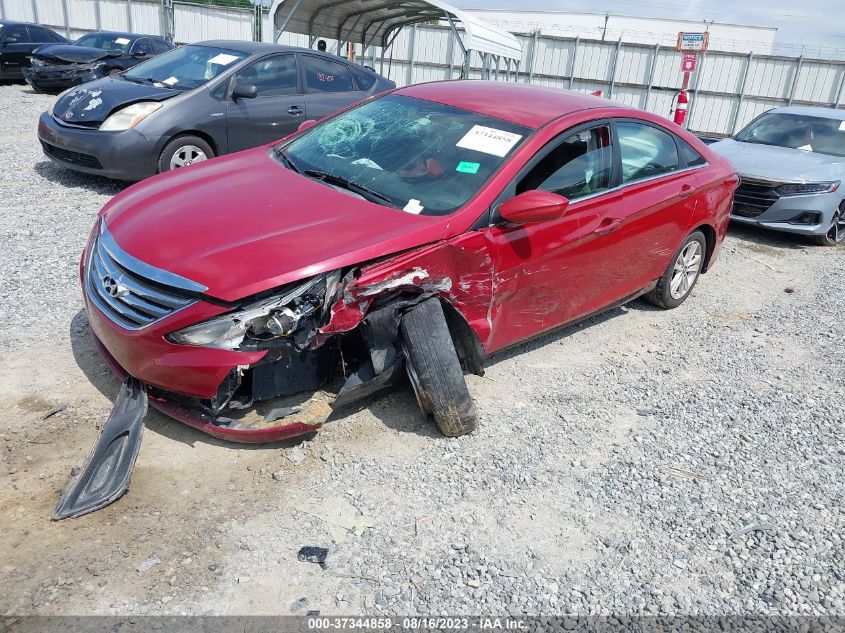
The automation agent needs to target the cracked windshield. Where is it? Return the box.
[278,94,531,215]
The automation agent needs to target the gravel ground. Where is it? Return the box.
[0,82,843,619]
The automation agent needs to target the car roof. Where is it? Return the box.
[396,80,625,129]
[196,40,308,55]
[81,31,165,41]
[768,106,845,121]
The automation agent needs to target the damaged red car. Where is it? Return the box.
[55,81,737,519]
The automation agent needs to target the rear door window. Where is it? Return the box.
[151,39,172,55]
[616,121,681,183]
[29,26,58,42]
[301,55,355,93]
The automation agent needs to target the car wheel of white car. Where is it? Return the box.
[158,135,214,173]
[812,208,844,247]
[645,230,707,310]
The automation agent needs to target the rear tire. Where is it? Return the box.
[157,135,214,173]
[645,230,707,310]
[400,299,478,437]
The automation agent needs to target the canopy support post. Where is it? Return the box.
[274,0,304,42]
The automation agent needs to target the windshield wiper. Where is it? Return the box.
[278,151,300,174]
[303,169,397,207]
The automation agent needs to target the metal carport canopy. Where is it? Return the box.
[268,0,523,66]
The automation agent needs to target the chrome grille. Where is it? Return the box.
[85,223,207,330]
[732,176,782,219]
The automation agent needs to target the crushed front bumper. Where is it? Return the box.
[24,65,96,93]
[91,334,326,443]
[37,111,159,180]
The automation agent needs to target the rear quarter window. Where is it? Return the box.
[678,139,707,167]
[351,66,376,90]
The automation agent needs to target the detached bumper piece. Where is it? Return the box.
[52,378,147,520]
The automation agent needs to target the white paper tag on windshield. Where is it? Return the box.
[115,37,130,45]
[456,125,522,157]
[839,121,845,131]
[163,76,178,85]
[208,53,240,66]
[797,144,813,152]
[403,199,424,214]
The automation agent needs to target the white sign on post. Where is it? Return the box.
[677,32,709,53]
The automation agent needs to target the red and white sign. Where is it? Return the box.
[681,52,698,73]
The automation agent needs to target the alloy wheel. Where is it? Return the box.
[669,240,702,300]
[169,145,208,169]
[825,209,844,245]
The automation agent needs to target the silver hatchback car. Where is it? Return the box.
[711,106,845,246]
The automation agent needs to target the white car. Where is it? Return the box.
[711,106,845,246]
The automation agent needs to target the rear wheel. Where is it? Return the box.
[811,208,844,246]
[645,230,707,309]
[400,299,478,437]
[157,135,214,173]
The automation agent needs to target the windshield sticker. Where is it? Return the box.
[115,37,130,45]
[208,53,240,66]
[456,161,480,174]
[403,199,424,214]
[456,125,522,157]
[797,144,813,152]
[163,76,178,85]
[839,121,845,131]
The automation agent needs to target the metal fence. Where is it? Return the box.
[2,0,844,136]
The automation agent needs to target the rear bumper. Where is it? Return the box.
[37,111,158,180]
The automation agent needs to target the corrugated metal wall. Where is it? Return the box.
[3,1,844,135]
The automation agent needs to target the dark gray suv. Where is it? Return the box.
[37,40,395,180]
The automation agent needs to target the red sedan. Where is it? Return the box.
[56,81,737,518]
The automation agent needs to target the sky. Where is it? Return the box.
[449,0,845,52]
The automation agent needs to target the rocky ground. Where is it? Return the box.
[0,83,842,618]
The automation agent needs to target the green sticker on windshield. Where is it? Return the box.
[456,161,480,174]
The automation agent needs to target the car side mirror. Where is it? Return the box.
[498,190,570,224]
[298,119,317,132]
[3,37,17,45]
[232,82,257,99]
[132,51,149,59]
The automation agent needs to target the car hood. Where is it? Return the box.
[710,138,845,182]
[52,76,177,125]
[101,148,449,302]
[32,44,122,64]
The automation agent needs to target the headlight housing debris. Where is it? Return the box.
[100,101,162,131]
[167,271,341,351]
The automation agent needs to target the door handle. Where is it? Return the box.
[594,217,623,236]
[680,183,694,198]
[288,105,304,116]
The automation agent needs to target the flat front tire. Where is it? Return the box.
[645,230,707,309]
[157,135,214,173]
[400,299,478,437]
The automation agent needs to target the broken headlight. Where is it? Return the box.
[100,101,162,131]
[166,271,340,351]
